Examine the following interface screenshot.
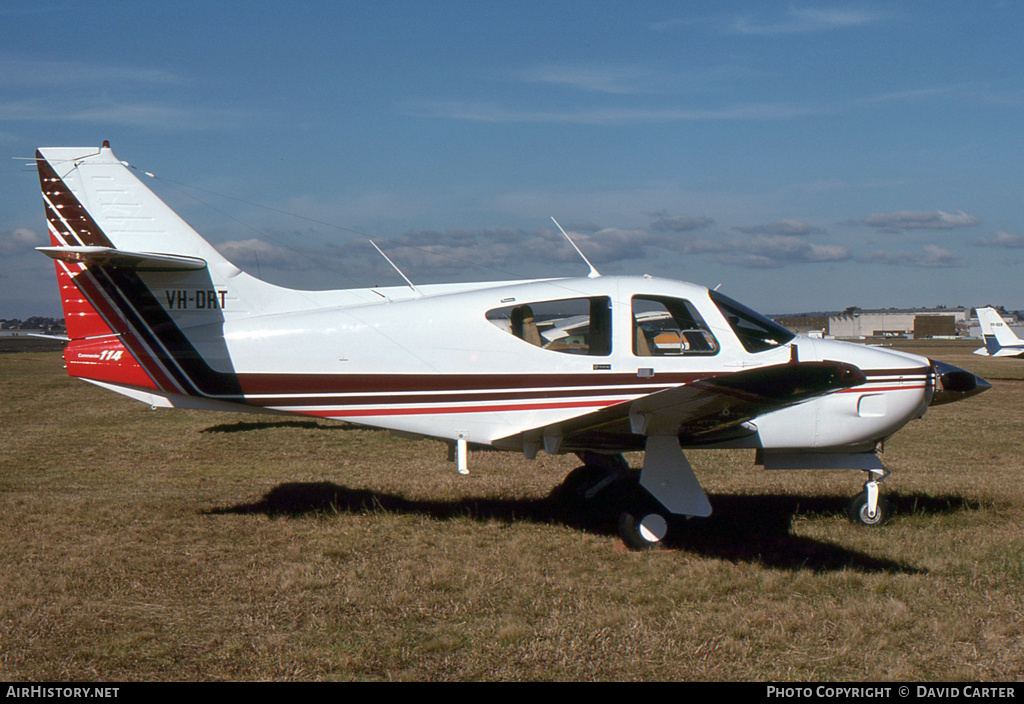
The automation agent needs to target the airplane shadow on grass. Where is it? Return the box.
[200,419,361,434]
[197,422,940,571]
[206,475,983,573]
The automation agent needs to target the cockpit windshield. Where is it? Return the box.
[709,290,796,353]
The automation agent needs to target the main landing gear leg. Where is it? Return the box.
[565,443,712,551]
[571,451,630,500]
[620,436,713,551]
[563,451,674,551]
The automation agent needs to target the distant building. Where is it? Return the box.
[827,307,969,340]
[772,314,829,337]
[0,317,65,333]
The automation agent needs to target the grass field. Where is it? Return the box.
[2,343,1023,681]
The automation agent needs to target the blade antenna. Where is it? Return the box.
[551,217,600,278]
[370,241,422,296]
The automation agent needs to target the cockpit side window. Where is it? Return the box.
[486,296,612,356]
[631,296,719,356]
[709,290,796,353]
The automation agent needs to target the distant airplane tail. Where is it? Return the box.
[974,306,1024,358]
[34,143,269,401]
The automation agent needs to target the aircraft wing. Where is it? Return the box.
[499,360,867,452]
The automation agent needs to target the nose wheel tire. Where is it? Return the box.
[848,490,891,526]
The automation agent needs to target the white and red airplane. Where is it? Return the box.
[34,142,990,549]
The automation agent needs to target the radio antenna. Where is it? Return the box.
[551,217,600,278]
[370,241,421,296]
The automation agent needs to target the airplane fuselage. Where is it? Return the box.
[82,271,935,455]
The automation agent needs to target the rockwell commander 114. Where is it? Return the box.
[34,142,989,549]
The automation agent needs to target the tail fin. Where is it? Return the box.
[975,307,1024,357]
[36,142,250,400]
[37,143,237,267]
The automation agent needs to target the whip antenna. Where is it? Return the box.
[370,241,421,296]
[551,217,600,278]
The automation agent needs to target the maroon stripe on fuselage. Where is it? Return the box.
[241,386,656,409]
[300,398,624,419]
[860,367,931,378]
[233,367,928,403]
[236,371,701,397]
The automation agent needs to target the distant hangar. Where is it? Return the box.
[773,307,1008,340]
[828,307,969,340]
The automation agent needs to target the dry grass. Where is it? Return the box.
[1,343,1023,681]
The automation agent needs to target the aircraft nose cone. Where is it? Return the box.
[929,359,992,406]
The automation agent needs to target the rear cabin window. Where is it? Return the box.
[632,296,719,356]
[486,296,612,356]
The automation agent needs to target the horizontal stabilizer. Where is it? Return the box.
[36,246,207,271]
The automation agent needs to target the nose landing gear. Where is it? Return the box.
[848,468,891,526]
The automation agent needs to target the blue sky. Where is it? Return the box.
[2,1,1023,319]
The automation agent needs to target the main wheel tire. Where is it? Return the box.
[847,490,892,526]
[618,510,669,551]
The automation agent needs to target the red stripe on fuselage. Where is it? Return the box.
[838,384,928,394]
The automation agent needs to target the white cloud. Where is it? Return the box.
[650,215,715,233]
[734,219,825,236]
[66,103,247,130]
[856,244,968,268]
[971,230,1024,248]
[0,57,184,88]
[0,54,248,130]
[510,65,662,95]
[658,230,850,269]
[406,99,825,125]
[732,8,883,36]
[215,238,318,271]
[509,63,759,96]
[408,82,956,127]
[716,235,851,269]
[0,228,45,255]
[860,210,982,232]
[376,225,663,275]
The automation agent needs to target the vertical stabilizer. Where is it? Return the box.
[975,307,1024,357]
[37,143,239,270]
[36,143,248,398]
